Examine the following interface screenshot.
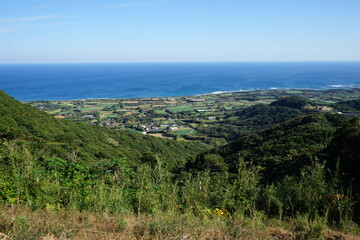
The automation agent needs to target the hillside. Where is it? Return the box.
[222,113,346,179]
[332,99,360,112]
[185,113,347,177]
[197,96,314,141]
[0,90,210,166]
[0,90,359,239]
[185,112,360,225]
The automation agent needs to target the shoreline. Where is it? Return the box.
[22,86,360,103]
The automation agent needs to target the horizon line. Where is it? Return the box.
[1,60,360,65]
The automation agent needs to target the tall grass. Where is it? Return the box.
[0,141,359,238]
[1,206,359,240]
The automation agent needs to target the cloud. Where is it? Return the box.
[0,15,61,22]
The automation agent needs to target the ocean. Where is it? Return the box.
[0,62,360,101]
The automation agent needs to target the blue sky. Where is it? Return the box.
[0,0,359,63]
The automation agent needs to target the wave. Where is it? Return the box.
[328,84,355,88]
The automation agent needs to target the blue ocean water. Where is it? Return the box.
[0,62,360,101]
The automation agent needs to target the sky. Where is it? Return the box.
[0,0,359,63]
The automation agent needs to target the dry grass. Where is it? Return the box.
[0,206,359,240]
[148,133,172,139]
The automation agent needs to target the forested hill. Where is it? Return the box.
[197,96,314,141]
[186,111,359,186]
[332,99,360,112]
[0,90,209,166]
[221,113,347,180]
[185,111,360,222]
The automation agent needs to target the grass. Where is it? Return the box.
[155,110,167,114]
[123,128,142,133]
[49,109,61,114]
[82,106,104,111]
[148,133,172,139]
[317,100,337,104]
[224,101,245,105]
[167,106,193,112]
[58,102,72,106]
[106,114,118,118]
[172,129,192,135]
[286,90,303,94]
[138,104,152,108]
[1,206,359,240]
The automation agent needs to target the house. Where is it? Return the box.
[316,106,331,111]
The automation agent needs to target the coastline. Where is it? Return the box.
[22,86,360,102]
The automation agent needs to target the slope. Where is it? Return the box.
[0,90,209,166]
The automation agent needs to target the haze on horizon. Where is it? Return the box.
[0,0,359,64]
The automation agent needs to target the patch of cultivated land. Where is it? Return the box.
[27,88,360,141]
[148,133,173,139]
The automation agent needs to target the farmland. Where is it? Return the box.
[27,88,360,143]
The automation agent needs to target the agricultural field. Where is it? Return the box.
[27,88,360,142]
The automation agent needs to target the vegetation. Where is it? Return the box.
[269,95,310,109]
[27,88,360,144]
[332,99,360,112]
[0,90,209,165]
[197,99,314,141]
[2,206,360,240]
[1,90,360,239]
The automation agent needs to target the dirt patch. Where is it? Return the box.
[324,230,360,240]
[266,228,294,240]
[148,133,172,139]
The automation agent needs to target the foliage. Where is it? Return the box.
[196,97,314,141]
[0,90,359,236]
[332,99,360,112]
[0,90,209,166]
[270,95,310,109]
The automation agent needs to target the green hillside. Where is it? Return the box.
[185,112,360,223]
[197,96,314,141]
[0,90,209,166]
[332,99,360,112]
[185,112,347,177]
[223,113,346,179]
[1,90,359,239]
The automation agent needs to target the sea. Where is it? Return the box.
[1,62,360,101]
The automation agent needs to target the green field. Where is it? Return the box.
[106,114,118,118]
[82,106,105,111]
[319,100,337,104]
[286,90,303,94]
[167,106,193,112]
[123,128,142,133]
[155,110,167,114]
[172,129,192,135]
